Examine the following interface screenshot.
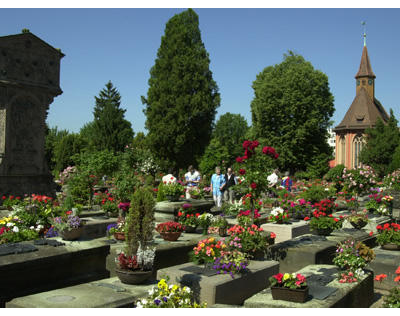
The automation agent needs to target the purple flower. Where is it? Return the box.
[107,223,117,232]
[162,297,168,302]
[118,202,130,212]
[45,226,58,237]
[154,299,161,305]
[182,203,192,209]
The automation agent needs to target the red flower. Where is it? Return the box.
[236,157,244,163]
[1,196,5,200]
[395,275,400,283]
[396,266,400,275]
[242,140,251,149]
[369,231,373,236]
[250,182,257,189]
[374,274,387,282]
[334,218,339,222]
[270,232,276,239]
[66,210,72,215]
[239,169,246,175]
[304,217,310,221]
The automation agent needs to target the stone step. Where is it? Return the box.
[244,264,374,308]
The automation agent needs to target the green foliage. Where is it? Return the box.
[53,133,87,175]
[298,184,330,204]
[198,138,230,178]
[142,9,220,171]
[0,229,38,244]
[66,170,98,205]
[360,110,400,178]
[113,166,139,202]
[250,51,334,174]
[21,28,30,33]
[212,112,249,165]
[324,164,345,182]
[73,150,120,178]
[125,187,155,256]
[86,81,134,153]
[45,125,69,174]
[389,145,400,172]
[156,183,167,202]
[383,287,400,308]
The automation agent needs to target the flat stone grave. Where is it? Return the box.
[0,238,110,306]
[265,228,374,273]
[244,264,374,308]
[367,246,400,290]
[334,210,391,232]
[80,216,117,239]
[261,220,310,244]
[156,260,279,306]
[6,277,155,308]
[154,199,215,222]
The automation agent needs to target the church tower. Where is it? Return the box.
[334,31,389,169]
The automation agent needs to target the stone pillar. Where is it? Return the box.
[0,31,64,196]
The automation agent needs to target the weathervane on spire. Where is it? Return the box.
[361,21,366,46]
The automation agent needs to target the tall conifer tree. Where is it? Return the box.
[90,81,134,152]
[142,9,220,170]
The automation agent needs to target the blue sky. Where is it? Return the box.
[0,7,399,134]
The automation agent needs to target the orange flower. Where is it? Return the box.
[396,266,400,275]
[395,275,400,283]
[374,274,387,282]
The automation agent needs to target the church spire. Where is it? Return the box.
[355,22,375,79]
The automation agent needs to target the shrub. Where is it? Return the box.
[298,184,330,204]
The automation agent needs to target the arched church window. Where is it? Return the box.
[353,135,363,168]
[340,136,346,165]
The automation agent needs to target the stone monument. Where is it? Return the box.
[0,30,64,196]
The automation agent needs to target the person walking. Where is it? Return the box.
[184,165,201,199]
[210,166,226,208]
[281,171,293,192]
[223,167,237,204]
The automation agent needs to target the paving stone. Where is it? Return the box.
[261,220,310,243]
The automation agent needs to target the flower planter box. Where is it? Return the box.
[271,286,308,303]
[156,260,279,306]
[381,243,400,250]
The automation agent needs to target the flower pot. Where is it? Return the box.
[271,286,309,303]
[218,227,227,237]
[381,243,400,251]
[115,268,152,285]
[114,232,125,241]
[184,225,197,233]
[58,227,83,241]
[160,231,182,241]
[314,227,333,236]
[350,220,368,229]
[166,195,180,202]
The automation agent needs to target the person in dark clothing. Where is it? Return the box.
[222,167,237,204]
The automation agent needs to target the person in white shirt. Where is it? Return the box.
[184,165,201,199]
[267,169,279,188]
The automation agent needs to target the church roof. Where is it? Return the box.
[355,45,375,78]
[334,87,389,131]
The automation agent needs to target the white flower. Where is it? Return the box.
[136,301,143,308]
[271,207,284,216]
[6,222,14,227]
[141,299,147,305]
[12,226,19,233]
[184,287,191,293]
[30,226,35,230]
[148,288,155,295]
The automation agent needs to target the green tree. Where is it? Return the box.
[53,133,86,175]
[360,109,400,177]
[45,125,69,173]
[89,81,134,152]
[212,112,249,166]
[198,138,230,179]
[142,9,220,171]
[250,51,334,174]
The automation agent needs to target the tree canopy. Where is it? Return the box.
[250,51,335,174]
[142,8,220,171]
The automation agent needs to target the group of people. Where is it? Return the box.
[161,165,293,208]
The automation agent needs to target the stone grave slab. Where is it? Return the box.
[156,260,279,306]
[6,277,155,308]
[265,229,374,273]
[244,264,374,308]
[367,247,400,291]
[80,216,117,239]
[261,220,310,244]
[0,238,110,306]
[154,199,215,221]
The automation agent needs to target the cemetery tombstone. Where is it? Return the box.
[0,31,64,196]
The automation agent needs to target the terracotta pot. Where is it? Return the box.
[271,286,309,303]
[114,232,125,241]
[160,231,182,241]
[381,243,400,251]
[59,227,84,241]
[115,268,152,285]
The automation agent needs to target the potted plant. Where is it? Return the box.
[346,209,369,229]
[107,218,126,240]
[191,237,226,265]
[269,207,290,224]
[156,221,183,241]
[237,209,261,227]
[52,212,84,241]
[269,272,308,303]
[212,215,229,236]
[227,224,269,259]
[115,187,155,285]
[189,187,203,200]
[136,278,206,308]
[163,182,184,202]
[376,222,400,250]
[212,242,249,278]
[305,210,343,236]
[382,195,394,214]
[312,198,337,216]
[198,213,213,234]
[176,203,199,233]
[332,239,375,277]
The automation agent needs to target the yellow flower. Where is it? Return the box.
[208,237,214,243]
[283,273,290,281]
[200,243,205,248]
